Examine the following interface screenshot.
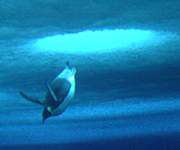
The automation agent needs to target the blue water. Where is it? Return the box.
[1,0,180,149]
[1,52,180,149]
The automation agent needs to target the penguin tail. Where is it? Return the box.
[19,91,44,106]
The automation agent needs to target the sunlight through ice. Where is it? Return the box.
[33,29,172,54]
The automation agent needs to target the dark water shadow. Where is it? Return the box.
[1,133,180,150]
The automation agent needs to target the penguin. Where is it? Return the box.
[19,61,76,123]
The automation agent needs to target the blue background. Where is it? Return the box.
[0,0,180,149]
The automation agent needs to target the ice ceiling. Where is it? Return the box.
[0,0,179,52]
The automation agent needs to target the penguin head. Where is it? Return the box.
[42,107,51,124]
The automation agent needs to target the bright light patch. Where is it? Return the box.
[32,29,171,54]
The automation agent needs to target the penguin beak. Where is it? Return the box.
[42,107,51,124]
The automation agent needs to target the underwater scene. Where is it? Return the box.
[0,0,180,149]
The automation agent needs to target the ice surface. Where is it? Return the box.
[0,0,180,149]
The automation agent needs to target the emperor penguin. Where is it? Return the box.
[19,61,76,123]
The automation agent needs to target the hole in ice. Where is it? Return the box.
[33,29,172,54]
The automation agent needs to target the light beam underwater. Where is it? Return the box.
[32,29,174,54]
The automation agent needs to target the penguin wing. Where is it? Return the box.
[19,91,44,106]
[46,82,58,102]
[45,78,71,109]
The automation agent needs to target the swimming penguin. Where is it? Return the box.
[19,61,76,123]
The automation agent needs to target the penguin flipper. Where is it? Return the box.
[46,82,58,102]
[19,91,44,106]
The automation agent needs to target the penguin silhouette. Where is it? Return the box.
[19,61,76,123]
